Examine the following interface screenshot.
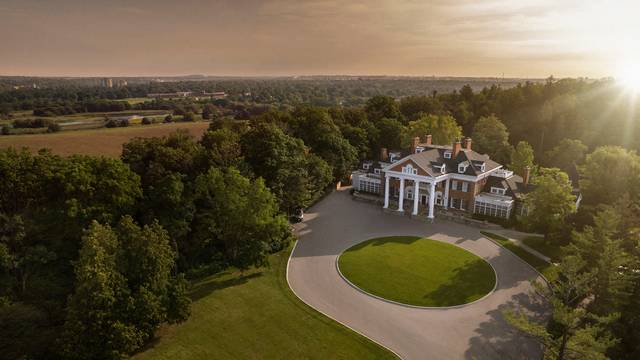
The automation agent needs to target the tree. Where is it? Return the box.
[202,103,216,120]
[60,221,138,359]
[568,208,632,314]
[365,95,403,123]
[375,118,404,150]
[545,139,588,171]
[580,146,640,206]
[290,107,358,180]
[200,128,244,169]
[510,141,535,176]
[402,114,462,146]
[523,168,576,238]
[60,218,189,359]
[191,168,294,269]
[505,256,618,360]
[471,115,512,163]
[241,122,331,212]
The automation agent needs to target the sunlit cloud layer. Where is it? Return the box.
[1,0,638,77]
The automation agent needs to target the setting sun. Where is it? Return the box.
[617,62,640,93]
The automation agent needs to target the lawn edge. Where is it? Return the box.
[286,240,402,360]
[334,237,499,310]
[480,231,552,285]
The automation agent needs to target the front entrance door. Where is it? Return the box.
[420,194,428,205]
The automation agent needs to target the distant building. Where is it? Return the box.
[100,78,113,88]
[146,91,227,100]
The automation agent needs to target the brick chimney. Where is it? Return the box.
[523,166,531,186]
[424,134,432,145]
[411,136,420,154]
[452,139,462,157]
[463,137,472,150]
[380,147,389,162]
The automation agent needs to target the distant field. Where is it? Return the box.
[0,122,210,157]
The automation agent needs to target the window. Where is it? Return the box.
[358,179,380,194]
[407,188,413,200]
[462,182,469,192]
[461,199,468,210]
[458,163,468,173]
[490,187,506,195]
[416,147,424,153]
[402,164,417,175]
[444,151,452,159]
[474,200,511,218]
[451,198,461,209]
[374,168,381,174]
[363,163,370,170]
[480,163,486,172]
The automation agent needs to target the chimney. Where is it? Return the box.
[411,136,420,154]
[380,147,389,162]
[463,137,472,150]
[424,134,432,145]
[452,139,462,157]
[523,166,531,186]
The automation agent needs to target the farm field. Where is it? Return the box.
[0,121,210,157]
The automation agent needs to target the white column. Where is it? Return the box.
[398,177,405,211]
[412,180,420,215]
[428,182,436,219]
[444,178,450,209]
[383,175,390,208]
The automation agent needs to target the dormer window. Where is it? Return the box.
[416,147,424,153]
[444,151,452,159]
[363,163,370,170]
[480,163,485,172]
[433,164,446,174]
[458,162,469,174]
[402,164,418,175]
[490,187,506,195]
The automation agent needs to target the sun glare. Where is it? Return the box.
[617,63,640,93]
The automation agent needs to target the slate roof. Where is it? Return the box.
[395,145,502,177]
[485,174,536,200]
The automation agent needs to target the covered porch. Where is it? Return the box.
[382,173,450,220]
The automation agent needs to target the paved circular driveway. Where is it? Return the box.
[288,189,545,360]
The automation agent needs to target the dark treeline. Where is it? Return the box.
[0,104,359,358]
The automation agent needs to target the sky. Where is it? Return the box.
[1,0,639,78]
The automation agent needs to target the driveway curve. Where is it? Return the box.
[288,189,545,360]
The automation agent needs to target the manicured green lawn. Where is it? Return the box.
[480,231,558,281]
[132,245,396,360]
[522,236,564,262]
[337,236,496,307]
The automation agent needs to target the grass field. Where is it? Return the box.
[132,245,397,360]
[0,122,210,157]
[480,231,557,281]
[337,236,496,307]
[522,236,563,262]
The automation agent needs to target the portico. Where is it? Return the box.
[383,172,448,220]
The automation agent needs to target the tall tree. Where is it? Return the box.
[402,114,462,146]
[545,139,588,171]
[523,168,576,238]
[580,146,640,206]
[505,256,618,360]
[365,95,403,123]
[471,115,512,164]
[510,141,535,176]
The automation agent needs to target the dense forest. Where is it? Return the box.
[2,77,640,359]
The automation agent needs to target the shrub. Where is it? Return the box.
[141,117,152,125]
[163,114,173,123]
[1,126,10,135]
[105,119,118,128]
[118,119,130,127]
[47,123,61,133]
[182,112,195,122]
